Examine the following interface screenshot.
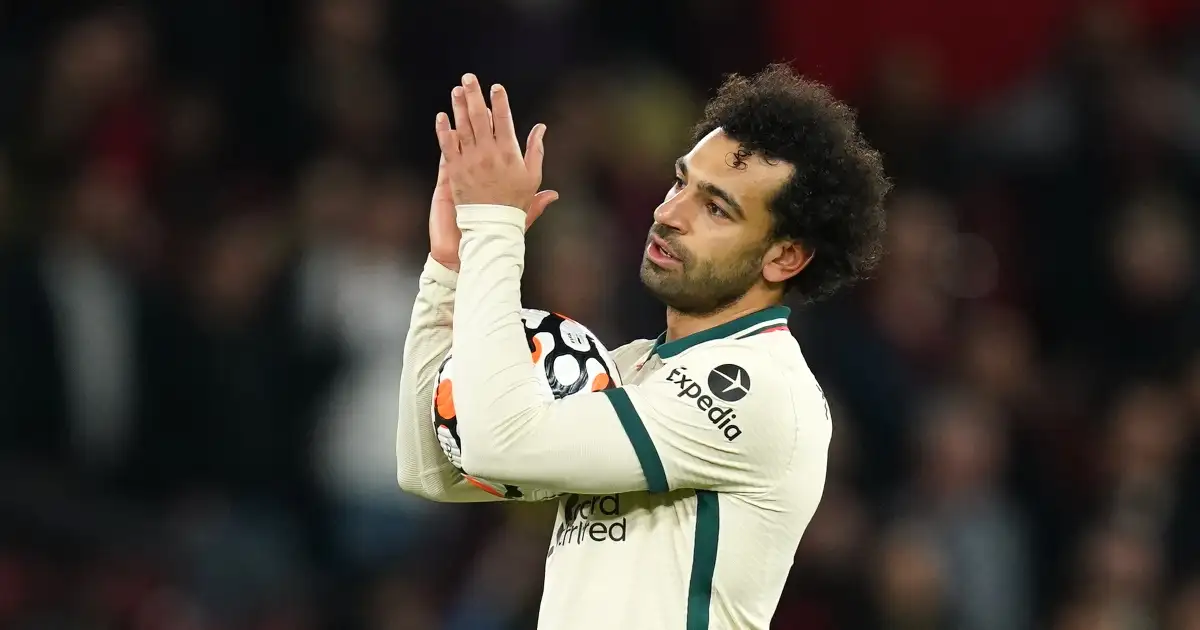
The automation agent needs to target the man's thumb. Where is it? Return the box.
[526,190,559,227]
[524,124,547,181]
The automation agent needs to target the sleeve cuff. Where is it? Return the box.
[455,204,527,231]
[422,255,459,289]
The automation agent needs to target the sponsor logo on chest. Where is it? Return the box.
[551,494,627,554]
[664,365,747,441]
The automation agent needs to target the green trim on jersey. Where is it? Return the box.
[602,389,669,493]
[687,491,720,630]
[651,305,791,359]
[735,320,790,339]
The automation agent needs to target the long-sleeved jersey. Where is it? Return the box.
[421,204,834,629]
[394,253,513,503]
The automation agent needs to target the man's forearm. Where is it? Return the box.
[396,255,504,503]
[451,205,546,473]
[450,205,647,495]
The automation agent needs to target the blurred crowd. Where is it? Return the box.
[1,1,1200,629]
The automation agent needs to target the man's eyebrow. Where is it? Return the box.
[699,182,745,220]
[676,157,745,219]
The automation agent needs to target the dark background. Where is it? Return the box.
[2,0,1200,628]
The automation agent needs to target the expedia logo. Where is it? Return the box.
[664,366,745,441]
[553,494,626,551]
[708,364,751,401]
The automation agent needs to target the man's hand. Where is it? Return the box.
[435,73,554,212]
[429,155,558,273]
[428,154,465,271]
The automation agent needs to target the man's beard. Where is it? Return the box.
[639,230,767,317]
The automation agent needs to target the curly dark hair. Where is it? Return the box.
[693,64,890,303]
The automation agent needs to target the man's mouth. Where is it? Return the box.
[646,235,682,267]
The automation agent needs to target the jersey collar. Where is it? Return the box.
[650,305,791,359]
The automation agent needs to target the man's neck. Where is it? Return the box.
[664,293,782,342]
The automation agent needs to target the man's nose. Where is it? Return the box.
[653,192,691,234]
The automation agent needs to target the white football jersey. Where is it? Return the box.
[534,322,832,630]
[397,205,832,629]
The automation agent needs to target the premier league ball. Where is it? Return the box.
[433,309,622,501]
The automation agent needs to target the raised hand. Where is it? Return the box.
[428,140,558,272]
[435,73,556,213]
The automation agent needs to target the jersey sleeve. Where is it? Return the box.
[394,255,512,502]
[452,205,801,495]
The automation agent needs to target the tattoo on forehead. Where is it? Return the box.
[725,147,753,170]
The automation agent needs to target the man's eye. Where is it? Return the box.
[707,203,728,219]
[671,176,684,189]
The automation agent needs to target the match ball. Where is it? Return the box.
[433,309,622,501]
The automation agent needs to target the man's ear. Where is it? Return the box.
[762,240,812,284]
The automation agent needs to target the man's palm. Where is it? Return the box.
[428,154,558,272]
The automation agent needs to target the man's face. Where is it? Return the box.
[640,129,794,315]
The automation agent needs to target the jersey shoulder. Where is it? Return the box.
[668,332,830,437]
[674,334,833,493]
[610,338,656,377]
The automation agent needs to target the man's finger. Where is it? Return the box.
[526,189,559,228]
[461,73,493,147]
[451,86,473,148]
[490,84,519,148]
[432,155,455,207]
[524,123,547,183]
[435,152,450,186]
[435,113,460,160]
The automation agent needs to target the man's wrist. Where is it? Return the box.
[455,204,527,231]
[424,255,459,288]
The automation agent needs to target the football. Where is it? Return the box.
[433,309,622,501]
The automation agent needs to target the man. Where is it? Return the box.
[397,65,889,629]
